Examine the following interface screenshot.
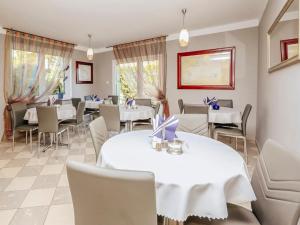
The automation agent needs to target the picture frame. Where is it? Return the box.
[76,61,93,84]
[177,47,235,90]
[280,38,299,61]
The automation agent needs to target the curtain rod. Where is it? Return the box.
[106,35,168,48]
[4,27,76,46]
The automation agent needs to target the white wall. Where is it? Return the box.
[92,27,259,139]
[256,0,300,152]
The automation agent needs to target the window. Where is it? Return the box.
[114,59,159,103]
[11,50,71,99]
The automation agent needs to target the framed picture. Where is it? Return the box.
[177,47,235,90]
[76,61,93,84]
[280,38,299,61]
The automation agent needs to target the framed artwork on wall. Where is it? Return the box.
[177,47,235,90]
[280,38,299,61]
[76,61,93,84]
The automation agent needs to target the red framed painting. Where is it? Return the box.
[177,47,235,90]
[280,38,298,61]
[76,61,93,84]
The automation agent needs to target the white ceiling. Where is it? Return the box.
[0,0,268,50]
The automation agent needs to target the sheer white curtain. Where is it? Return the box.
[113,36,169,116]
[3,29,74,138]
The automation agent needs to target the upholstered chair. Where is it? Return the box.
[99,104,121,134]
[185,139,300,225]
[175,114,209,137]
[89,117,108,162]
[11,102,38,151]
[178,99,184,114]
[214,104,252,163]
[108,95,119,105]
[71,98,81,110]
[217,99,233,108]
[135,98,152,107]
[36,106,70,154]
[67,160,158,225]
[60,101,86,136]
[183,105,209,114]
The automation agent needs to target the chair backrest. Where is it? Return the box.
[135,98,152,107]
[183,104,209,114]
[241,104,252,136]
[108,95,119,105]
[67,161,157,225]
[251,139,300,225]
[178,99,184,114]
[11,102,27,129]
[104,98,113,105]
[89,117,108,159]
[175,114,209,136]
[72,98,81,110]
[36,106,59,133]
[99,104,120,132]
[84,95,92,101]
[76,102,86,123]
[217,99,233,108]
[27,102,47,109]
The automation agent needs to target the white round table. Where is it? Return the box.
[23,104,76,124]
[209,107,242,124]
[98,130,256,221]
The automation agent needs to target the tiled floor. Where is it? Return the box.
[0,126,259,225]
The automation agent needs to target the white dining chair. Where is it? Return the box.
[88,116,108,162]
[67,160,158,225]
[175,114,209,136]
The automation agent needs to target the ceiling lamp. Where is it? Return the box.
[87,34,94,60]
[179,9,189,47]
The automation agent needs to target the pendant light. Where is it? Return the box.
[179,9,189,47]
[87,34,94,60]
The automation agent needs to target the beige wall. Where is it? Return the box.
[71,50,96,99]
[256,0,300,152]
[0,34,5,139]
[270,19,298,66]
[167,28,258,139]
[92,27,259,139]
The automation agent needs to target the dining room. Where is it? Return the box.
[0,0,299,225]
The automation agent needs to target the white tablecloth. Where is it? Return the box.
[24,104,76,124]
[209,107,242,124]
[85,100,103,109]
[119,105,154,121]
[98,130,255,221]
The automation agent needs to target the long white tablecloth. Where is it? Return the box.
[23,104,76,124]
[119,105,154,121]
[98,130,255,221]
[209,107,242,124]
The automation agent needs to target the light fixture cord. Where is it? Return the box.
[182,9,187,28]
[88,34,92,48]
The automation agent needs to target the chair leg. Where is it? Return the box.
[25,131,28,144]
[56,133,59,151]
[38,132,41,157]
[30,130,33,153]
[243,137,248,164]
[12,131,15,151]
[235,137,238,150]
[67,128,70,149]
